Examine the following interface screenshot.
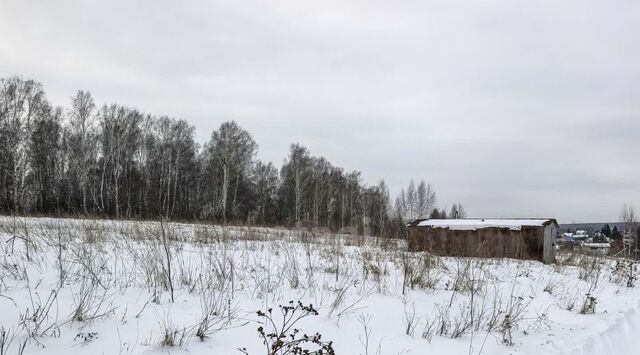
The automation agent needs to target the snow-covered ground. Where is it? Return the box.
[0,216,638,355]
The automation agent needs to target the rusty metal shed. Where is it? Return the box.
[407,218,558,264]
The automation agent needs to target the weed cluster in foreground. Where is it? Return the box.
[239,301,335,355]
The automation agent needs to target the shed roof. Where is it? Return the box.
[409,218,558,231]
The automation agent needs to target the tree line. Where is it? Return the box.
[0,76,465,237]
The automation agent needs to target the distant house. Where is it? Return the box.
[573,230,589,241]
[580,242,610,255]
[561,232,574,241]
[407,218,558,264]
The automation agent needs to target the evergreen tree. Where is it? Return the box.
[429,208,447,219]
[612,226,623,240]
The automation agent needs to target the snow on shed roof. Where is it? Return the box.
[411,219,557,231]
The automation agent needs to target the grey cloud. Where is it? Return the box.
[1,0,639,222]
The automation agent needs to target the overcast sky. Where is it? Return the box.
[1,0,639,223]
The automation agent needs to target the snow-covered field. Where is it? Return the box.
[0,216,638,355]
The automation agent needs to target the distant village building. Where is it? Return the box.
[561,232,574,240]
[557,229,614,256]
[407,218,558,264]
[573,230,589,242]
[579,242,610,255]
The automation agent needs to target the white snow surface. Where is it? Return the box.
[0,216,638,355]
[415,219,553,231]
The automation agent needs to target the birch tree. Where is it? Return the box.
[0,75,421,234]
[415,180,437,219]
[97,105,143,217]
[207,121,257,223]
[252,161,279,224]
[449,203,467,219]
[66,90,97,214]
[0,77,49,212]
[280,144,312,226]
[29,105,62,213]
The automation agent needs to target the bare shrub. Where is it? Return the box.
[327,278,373,320]
[356,313,372,355]
[1,328,26,355]
[80,220,106,244]
[239,301,335,355]
[70,276,114,323]
[157,220,175,303]
[421,314,437,343]
[195,291,237,340]
[577,255,602,283]
[449,259,484,294]
[402,253,441,292]
[403,299,418,337]
[361,249,386,292]
[580,294,597,314]
[543,279,559,295]
[501,314,513,346]
[18,289,60,339]
[283,248,301,289]
[420,264,533,343]
[610,260,637,287]
[0,327,18,355]
[159,315,191,349]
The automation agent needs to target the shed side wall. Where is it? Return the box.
[407,226,545,262]
[543,225,557,264]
